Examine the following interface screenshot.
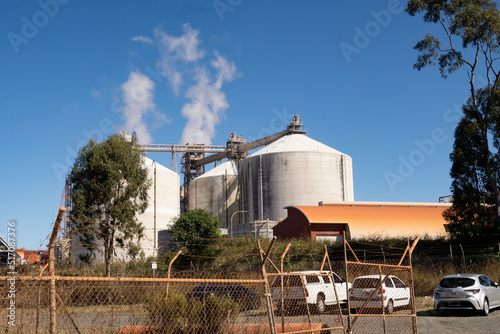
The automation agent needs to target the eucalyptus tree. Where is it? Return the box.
[406,0,500,242]
[70,133,150,276]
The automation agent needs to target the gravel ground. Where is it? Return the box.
[417,309,500,334]
[416,296,500,334]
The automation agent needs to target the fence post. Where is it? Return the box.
[324,245,346,331]
[408,238,419,334]
[459,244,465,271]
[279,243,291,332]
[261,237,277,334]
[166,250,182,299]
[343,232,352,334]
[49,207,66,334]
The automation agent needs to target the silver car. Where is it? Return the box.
[433,274,500,316]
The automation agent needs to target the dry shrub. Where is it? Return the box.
[145,290,240,333]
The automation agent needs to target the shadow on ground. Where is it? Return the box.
[417,309,497,317]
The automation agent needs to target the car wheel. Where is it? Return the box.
[316,295,326,314]
[386,299,394,314]
[481,298,489,316]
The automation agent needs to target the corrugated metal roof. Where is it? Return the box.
[289,202,451,238]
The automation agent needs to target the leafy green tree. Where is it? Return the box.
[171,209,221,255]
[70,133,150,276]
[444,91,500,242]
[407,0,500,242]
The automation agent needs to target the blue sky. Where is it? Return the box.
[0,0,474,249]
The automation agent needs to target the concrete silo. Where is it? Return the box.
[189,160,239,229]
[238,134,354,224]
[139,157,180,257]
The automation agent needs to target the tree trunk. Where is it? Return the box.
[104,238,111,278]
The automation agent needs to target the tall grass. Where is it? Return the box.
[413,258,500,296]
[12,236,500,299]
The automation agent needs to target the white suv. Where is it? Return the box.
[349,275,411,314]
[271,271,350,314]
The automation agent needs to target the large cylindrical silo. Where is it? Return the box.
[238,134,354,224]
[139,157,180,257]
[189,160,239,229]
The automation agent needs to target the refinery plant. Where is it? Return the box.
[69,116,354,262]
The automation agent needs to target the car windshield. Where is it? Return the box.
[272,275,302,287]
[352,278,383,289]
[439,277,475,288]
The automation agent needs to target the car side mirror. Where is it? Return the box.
[494,282,499,287]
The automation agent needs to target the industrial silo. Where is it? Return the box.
[238,134,354,224]
[189,160,239,229]
[139,156,180,257]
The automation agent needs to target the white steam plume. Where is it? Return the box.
[155,23,205,95]
[119,71,169,144]
[180,51,238,144]
[128,24,239,145]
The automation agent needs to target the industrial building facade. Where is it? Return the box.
[273,202,451,242]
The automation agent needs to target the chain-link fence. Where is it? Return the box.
[344,239,418,334]
[0,275,270,333]
[265,243,346,334]
[0,274,337,333]
[0,234,418,333]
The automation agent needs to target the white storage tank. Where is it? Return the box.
[189,160,239,229]
[238,134,354,224]
[139,157,180,257]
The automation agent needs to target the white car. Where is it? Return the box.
[433,274,500,316]
[271,270,350,314]
[349,275,411,314]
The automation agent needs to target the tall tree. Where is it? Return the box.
[407,0,500,241]
[443,90,500,242]
[70,134,150,276]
